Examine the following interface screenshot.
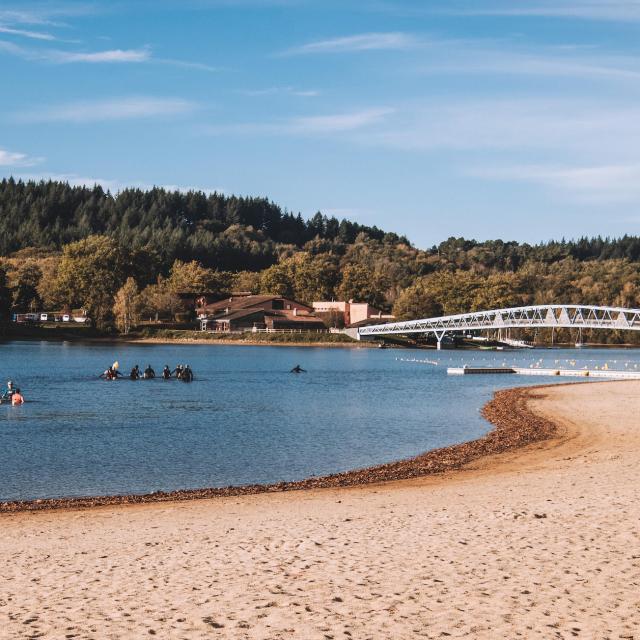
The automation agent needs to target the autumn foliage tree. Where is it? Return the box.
[113,277,141,334]
[54,235,126,328]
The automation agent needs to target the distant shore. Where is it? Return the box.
[3,325,640,350]
[0,324,373,348]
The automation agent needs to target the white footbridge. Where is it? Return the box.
[357,304,640,349]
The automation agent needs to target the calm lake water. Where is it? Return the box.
[1,341,637,501]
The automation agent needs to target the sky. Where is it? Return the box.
[2,0,640,248]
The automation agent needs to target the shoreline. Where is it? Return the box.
[0,332,376,348]
[0,383,561,514]
[4,380,638,638]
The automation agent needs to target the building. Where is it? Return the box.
[312,300,394,328]
[198,294,327,332]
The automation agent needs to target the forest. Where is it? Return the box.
[1,178,640,340]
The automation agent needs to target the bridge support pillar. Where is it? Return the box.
[434,331,445,350]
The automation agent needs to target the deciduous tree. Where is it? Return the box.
[53,235,126,328]
[113,277,141,334]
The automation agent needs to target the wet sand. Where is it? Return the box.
[2,381,639,638]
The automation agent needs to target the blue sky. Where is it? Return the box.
[2,1,640,247]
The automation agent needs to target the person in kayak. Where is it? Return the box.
[11,388,24,405]
[143,364,155,379]
[130,364,140,380]
[162,365,171,380]
[290,365,306,373]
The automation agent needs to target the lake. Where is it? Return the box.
[1,341,637,501]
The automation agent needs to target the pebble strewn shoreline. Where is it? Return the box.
[0,385,560,513]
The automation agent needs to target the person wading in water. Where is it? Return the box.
[143,364,155,379]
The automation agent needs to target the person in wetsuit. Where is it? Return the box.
[130,364,140,380]
[162,365,171,380]
[290,365,306,373]
[143,364,155,379]
[181,365,194,382]
[1,380,16,402]
[100,367,122,380]
[173,364,183,380]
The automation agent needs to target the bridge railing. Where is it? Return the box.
[358,304,640,337]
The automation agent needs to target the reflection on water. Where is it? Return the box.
[0,340,637,501]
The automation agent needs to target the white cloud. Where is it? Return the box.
[469,163,640,204]
[17,97,198,123]
[155,57,221,72]
[51,48,151,63]
[0,147,42,167]
[204,107,393,136]
[360,99,640,157]
[0,39,219,71]
[288,108,394,132]
[0,25,56,40]
[449,1,640,22]
[420,46,640,82]
[282,32,420,55]
[0,4,96,27]
[0,41,151,64]
[241,86,320,97]
[0,39,26,56]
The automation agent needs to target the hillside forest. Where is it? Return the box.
[1,178,640,342]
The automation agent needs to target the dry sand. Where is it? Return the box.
[1,380,639,639]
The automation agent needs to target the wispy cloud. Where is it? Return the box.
[154,57,221,73]
[0,147,43,167]
[288,108,393,132]
[470,163,640,204]
[0,4,96,27]
[0,25,57,40]
[16,97,198,124]
[50,47,150,63]
[448,0,640,22]
[204,107,393,136]
[282,32,420,55]
[361,99,640,156]
[0,39,219,71]
[240,86,320,97]
[419,45,640,82]
[0,36,224,75]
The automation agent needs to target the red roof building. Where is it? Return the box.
[198,295,327,332]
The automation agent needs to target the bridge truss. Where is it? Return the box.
[357,304,640,348]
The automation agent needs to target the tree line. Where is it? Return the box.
[1,179,640,340]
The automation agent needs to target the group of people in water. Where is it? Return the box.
[0,380,25,405]
[5,360,303,405]
[101,363,194,382]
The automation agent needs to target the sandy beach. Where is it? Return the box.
[2,381,639,639]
